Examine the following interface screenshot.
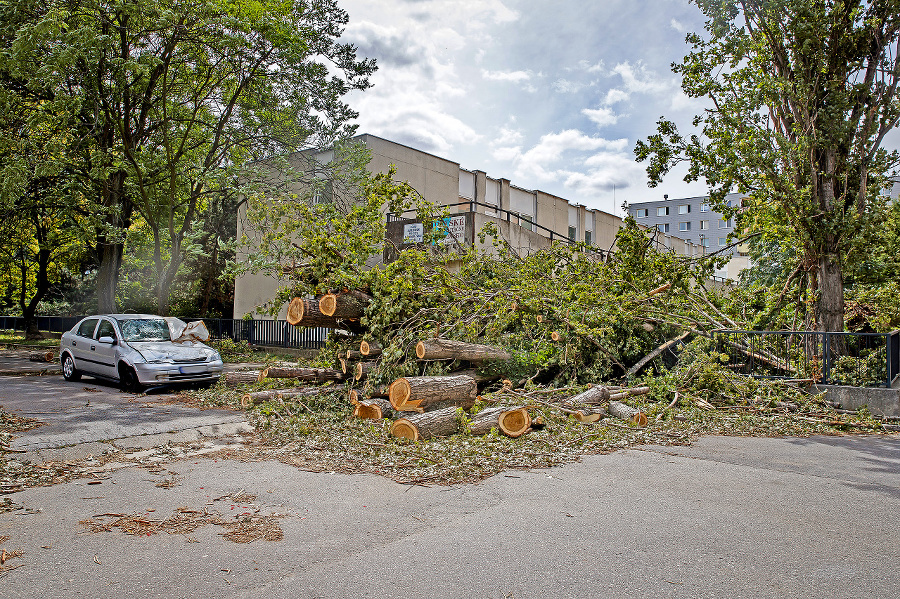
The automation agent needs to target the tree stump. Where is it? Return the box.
[415,339,511,362]
[389,375,478,412]
[390,406,462,440]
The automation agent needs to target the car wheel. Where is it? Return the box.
[119,364,142,393]
[61,354,81,382]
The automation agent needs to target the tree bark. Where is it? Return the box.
[415,339,511,362]
[286,297,362,331]
[817,251,845,333]
[355,361,376,382]
[224,371,264,388]
[389,375,478,412]
[28,350,54,362]
[390,406,462,440]
[608,401,648,426]
[567,385,612,405]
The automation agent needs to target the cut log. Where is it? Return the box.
[608,401,648,427]
[286,297,304,326]
[467,405,534,436]
[29,350,54,362]
[319,293,369,319]
[353,397,396,420]
[646,282,672,297]
[569,407,608,423]
[389,375,478,413]
[346,350,363,360]
[241,387,319,408]
[550,331,565,342]
[360,340,382,357]
[261,366,345,382]
[390,406,462,440]
[415,339,511,363]
[224,371,264,388]
[338,358,349,375]
[568,385,612,405]
[450,369,502,386]
[355,361,376,382]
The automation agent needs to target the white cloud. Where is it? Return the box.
[610,61,674,96]
[481,69,535,83]
[553,78,586,94]
[582,106,620,127]
[670,18,688,33]
[604,88,630,106]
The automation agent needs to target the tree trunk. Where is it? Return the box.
[261,366,345,382]
[319,292,368,319]
[390,406,462,440]
[286,297,362,331]
[28,351,55,362]
[816,252,845,333]
[389,375,478,412]
[415,339,511,362]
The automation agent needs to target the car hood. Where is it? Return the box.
[130,341,216,362]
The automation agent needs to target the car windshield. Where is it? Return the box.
[118,319,171,342]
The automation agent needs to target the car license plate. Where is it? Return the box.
[178,365,207,374]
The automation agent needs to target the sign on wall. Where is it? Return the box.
[403,222,424,244]
[437,215,466,245]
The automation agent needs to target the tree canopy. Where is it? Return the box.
[635,0,900,332]
[0,0,375,313]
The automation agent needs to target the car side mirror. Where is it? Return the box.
[98,336,116,345]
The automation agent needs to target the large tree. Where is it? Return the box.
[635,0,900,332]
[1,0,375,313]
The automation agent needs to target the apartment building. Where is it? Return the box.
[628,193,750,280]
[234,135,705,318]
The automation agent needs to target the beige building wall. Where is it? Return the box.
[234,134,705,317]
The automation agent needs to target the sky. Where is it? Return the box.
[337,0,714,216]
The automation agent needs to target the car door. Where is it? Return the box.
[91,318,120,379]
[69,318,99,374]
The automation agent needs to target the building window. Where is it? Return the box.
[568,226,576,241]
[678,204,691,214]
[520,215,533,231]
[312,179,333,204]
[719,237,728,246]
[679,222,691,231]
[700,237,709,247]
[635,209,648,218]
[719,219,731,228]
[656,223,670,233]
[699,220,709,230]
[585,231,592,245]
[700,202,710,212]
[657,206,669,216]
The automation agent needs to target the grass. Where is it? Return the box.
[0,331,59,347]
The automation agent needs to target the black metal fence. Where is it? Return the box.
[0,316,327,350]
[714,329,900,388]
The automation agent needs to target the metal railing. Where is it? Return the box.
[0,316,327,350]
[714,329,900,388]
[387,200,585,247]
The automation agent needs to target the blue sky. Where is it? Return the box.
[339,0,714,216]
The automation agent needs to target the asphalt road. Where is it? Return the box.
[0,373,249,456]
[2,434,899,599]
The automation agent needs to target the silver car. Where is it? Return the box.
[59,314,224,391]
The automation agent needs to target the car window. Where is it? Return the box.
[77,319,99,338]
[95,319,116,340]
[118,319,171,342]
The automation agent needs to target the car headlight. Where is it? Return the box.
[209,351,221,362]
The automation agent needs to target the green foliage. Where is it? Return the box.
[635,0,900,332]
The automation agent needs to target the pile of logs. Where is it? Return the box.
[230,290,656,442]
